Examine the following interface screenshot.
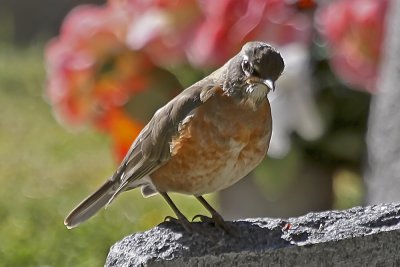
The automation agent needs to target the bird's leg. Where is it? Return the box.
[160,192,192,232]
[193,195,235,234]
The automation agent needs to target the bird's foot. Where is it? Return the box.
[164,215,193,232]
[192,214,238,236]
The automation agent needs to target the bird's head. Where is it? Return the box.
[223,41,285,105]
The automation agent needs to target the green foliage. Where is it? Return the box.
[0,45,205,266]
[332,169,364,209]
[254,147,302,199]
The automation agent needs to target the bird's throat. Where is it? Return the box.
[245,83,269,109]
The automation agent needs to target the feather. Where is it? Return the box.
[64,83,221,228]
[64,180,117,229]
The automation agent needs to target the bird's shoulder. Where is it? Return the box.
[112,76,223,183]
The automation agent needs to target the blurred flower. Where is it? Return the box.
[95,107,143,161]
[292,0,317,11]
[46,4,135,127]
[46,0,318,161]
[317,0,389,93]
[187,0,313,67]
[45,4,179,161]
[45,1,188,160]
[111,0,202,66]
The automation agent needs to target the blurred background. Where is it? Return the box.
[1,0,399,265]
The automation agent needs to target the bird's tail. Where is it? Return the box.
[64,180,117,229]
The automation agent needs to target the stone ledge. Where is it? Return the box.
[105,203,400,266]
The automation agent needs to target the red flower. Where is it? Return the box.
[45,4,155,161]
[110,0,202,66]
[317,0,389,93]
[187,0,313,67]
[45,3,187,161]
[95,107,143,161]
[45,4,137,126]
[46,0,316,161]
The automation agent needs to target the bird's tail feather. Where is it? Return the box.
[64,180,117,229]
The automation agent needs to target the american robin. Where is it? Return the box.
[64,41,285,232]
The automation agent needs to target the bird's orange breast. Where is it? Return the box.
[150,89,272,195]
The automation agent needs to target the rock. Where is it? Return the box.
[105,203,400,266]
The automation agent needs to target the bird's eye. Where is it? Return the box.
[252,66,260,76]
[241,60,252,75]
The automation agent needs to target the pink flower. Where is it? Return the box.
[187,0,313,67]
[45,4,159,160]
[317,0,389,93]
[45,4,138,126]
[45,3,190,161]
[110,0,202,66]
[45,0,317,160]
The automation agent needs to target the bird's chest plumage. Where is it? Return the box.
[150,92,272,195]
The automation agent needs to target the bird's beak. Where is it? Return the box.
[263,79,275,92]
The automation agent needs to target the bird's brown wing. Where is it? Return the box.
[108,82,222,201]
[64,81,221,228]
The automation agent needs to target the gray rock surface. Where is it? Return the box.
[105,203,400,266]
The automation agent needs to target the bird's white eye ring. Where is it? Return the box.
[241,59,252,75]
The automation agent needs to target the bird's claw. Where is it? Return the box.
[164,215,193,232]
[164,215,177,222]
[192,214,212,223]
[192,214,238,236]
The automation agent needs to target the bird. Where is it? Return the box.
[64,41,285,233]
